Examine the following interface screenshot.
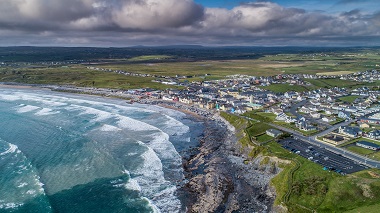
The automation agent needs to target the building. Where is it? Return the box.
[338,111,351,120]
[338,126,362,138]
[367,130,380,140]
[310,112,321,119]
[356,141,380,151]
[266,129,283,138]
[322,116,336,123]
[295,117,317,131]
[323,134,346,146]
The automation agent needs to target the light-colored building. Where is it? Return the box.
[266,129,283,138]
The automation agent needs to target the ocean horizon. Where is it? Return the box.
[0,87,204,213]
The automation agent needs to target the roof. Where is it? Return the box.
[266,129,283,135]
[356,141,380,148]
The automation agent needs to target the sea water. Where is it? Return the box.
[0,87,203,213]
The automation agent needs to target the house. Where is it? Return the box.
[338,111,351,120]
[276,112,288,121]
[295,117,317,131]
[324,109,338,115]
[367,130,380,140]
[266,129,283,138]
[299,106,310,114]
[322,116,336,123]
[220,103,233,111]
[338,126,362,138]
[179,96,193,104]
[245,103,263,110]
[310,112,321,119]
[356,141,380,151]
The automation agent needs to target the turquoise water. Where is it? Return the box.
[0,88,203,213]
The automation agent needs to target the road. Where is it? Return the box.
[268,122,380,168]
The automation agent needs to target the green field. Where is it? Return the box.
[96,59,284,78]
[260,83,309,93]
[0,66,179,90]
[246,122,272,137]
[128,55,173,61]
[305,79,371,88]
[347,146,375,155]
[339,95,361,103]
[345,203,380,213]
[256,134,274,143]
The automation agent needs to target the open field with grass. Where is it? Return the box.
[316,71,355,76]
[347,146,376,155]
[339,95,361,103]
[260,83,309,93]
[264,51,380,75]
[345,203,380,213]
[128,55,173,61]
[246,121,272,137]
[256,134,274,143]
[93,50,380,79]
[96,59,285,77]
[0,66,177,90]
[305,78,373,88]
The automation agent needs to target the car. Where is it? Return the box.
[305,149,310,153]
[324,157,329,160]
[308,157,314,160]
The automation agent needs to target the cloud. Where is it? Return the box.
[0,0,379,46]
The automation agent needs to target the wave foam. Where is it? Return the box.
[35,108,59,116]
[0,143,18,156]
[17,105,40,113]
[117,116,157,131]
[163,115,190,136]
[0,94,21,101]
[0,202,24,210]
[99,124,121,132]
[125,178,141,192]
[131,141,182,212]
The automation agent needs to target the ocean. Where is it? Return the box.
[0,87,203,213]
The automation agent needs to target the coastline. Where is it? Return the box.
[0,83,279,212]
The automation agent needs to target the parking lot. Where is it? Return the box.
[278,138,367,174]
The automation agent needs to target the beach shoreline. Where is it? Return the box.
[0,82,279,212]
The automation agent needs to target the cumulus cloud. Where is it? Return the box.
[0,0,379,46]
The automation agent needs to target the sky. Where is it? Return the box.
[0,0,379,47]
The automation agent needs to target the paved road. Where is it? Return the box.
[269,122,380,168]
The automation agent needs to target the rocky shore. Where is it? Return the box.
[178,112,284,213]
